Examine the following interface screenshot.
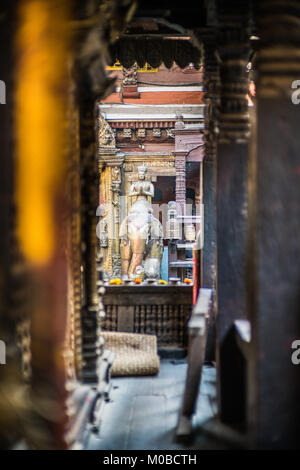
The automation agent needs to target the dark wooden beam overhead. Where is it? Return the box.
[109,38,202,69]
[133,1,207,29]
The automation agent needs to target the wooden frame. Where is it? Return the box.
[177,288,212,436]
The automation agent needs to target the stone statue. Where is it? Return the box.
[99,218,108,248]
[129,165,154,202]
[97,204,109,248]
[119,166,163,280]
[123,63,138,86]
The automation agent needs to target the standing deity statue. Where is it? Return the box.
[97,204,109,248]
[129,165,154,202]
[119,166,163,280]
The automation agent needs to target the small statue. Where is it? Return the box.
[111,166,121,193]
[166,201,181,240]
[185,224,196,242]
[129,165,154,202]
[97,204,109,248]
[99,218,108,248]
[123,63,138,86]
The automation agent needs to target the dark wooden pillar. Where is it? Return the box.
[216,0,251,426]
[75,1,116,384]
[0,0,23,449]
[74,0,137,394]
[78,97,102,384]
[248,1,300,449]
[202,160,216,289]
[201,32,220,361]
[14,0,75,449]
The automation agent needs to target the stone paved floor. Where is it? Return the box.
[85,359,229,450]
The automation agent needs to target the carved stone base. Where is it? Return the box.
[112,254,122,278]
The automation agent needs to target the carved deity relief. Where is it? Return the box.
[98,113,116,149]
[111,166,121,193]
[123,63,138,86]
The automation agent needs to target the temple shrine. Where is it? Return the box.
[98,62,204,283]
[0,0,300,453]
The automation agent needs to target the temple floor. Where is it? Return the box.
[85,360,229,450]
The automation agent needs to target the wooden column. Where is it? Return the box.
[175,152,187,216]
[79,97,102,384]
[202,157,217,291]
[201,32,220,360]
[202,33,219,291]
[75,0,116,385]
[248,1,300,449]
[0,0,25,449]
[15,0,73,448]
[216,0,251,426]
[108,159,123,278]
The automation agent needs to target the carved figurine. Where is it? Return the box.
[111,166,121,193]
[185,224,196,242]
[119,166,163,279]
[166,201,181,240]
[98,113,116,149]
[123,63,138,86]
[129,165,154,202]
[98,205,108,248]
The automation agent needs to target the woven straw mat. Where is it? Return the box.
[101,331,160,377]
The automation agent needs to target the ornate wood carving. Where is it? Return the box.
[256,0,300,97]
[123,63,138,86]
[111,165,122,277]
[102,286,193,349]
[99,165,114,276]
[217,0,251,143]
[122,63,140,99]
[174,153,187,214]
[116,127,175,145]
[200,29,220,162]
[198,31,219,356]
[98,113,116,151]
[66,103,83,379]
[110,121,176,129]
[109,38,202,70]
[214,2,252,423]
[78,97,101,385]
